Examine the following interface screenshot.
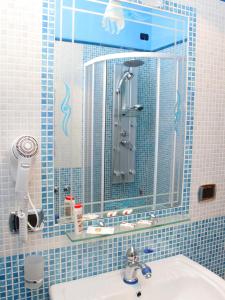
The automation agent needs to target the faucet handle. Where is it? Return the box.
[126,246,154,261]
[143,247,154,254]
[126,247,138,262]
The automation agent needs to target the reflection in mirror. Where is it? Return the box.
[83,53,186,214]
[54,0,188,222]
[54,42,83,221]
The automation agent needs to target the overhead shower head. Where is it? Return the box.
[123,59,144,68]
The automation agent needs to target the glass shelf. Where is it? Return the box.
[66,214,190,243]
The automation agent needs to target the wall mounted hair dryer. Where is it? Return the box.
[10,136,41,243]
[10,136,38,193]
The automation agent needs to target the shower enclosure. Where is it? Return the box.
[83,52,186,215]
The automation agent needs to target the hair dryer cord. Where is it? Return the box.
[27,193,43,231]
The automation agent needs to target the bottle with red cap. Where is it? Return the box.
[64,195,74,217]
[73,203,83,235]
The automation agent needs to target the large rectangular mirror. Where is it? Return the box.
[53,0,188,222]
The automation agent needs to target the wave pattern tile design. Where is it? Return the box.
[61,82,72,136]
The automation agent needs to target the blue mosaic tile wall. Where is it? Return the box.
[0,216,224,299]
[54,168,82,219]
[42,0,55,237]
[2,1,225,300]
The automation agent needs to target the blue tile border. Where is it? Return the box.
[42,0,56,238]
[0,216,224,299]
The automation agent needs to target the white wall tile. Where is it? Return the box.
[0,0,42,255]
[189,0,225,220]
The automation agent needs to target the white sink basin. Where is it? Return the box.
[50,255,225,300]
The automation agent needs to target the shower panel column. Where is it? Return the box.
[112,63,140,184]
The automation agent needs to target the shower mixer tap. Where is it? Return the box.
[120,140,134,151]
[122,104,144,116]
[114,170,126,177]
[129,169,136,175]
[120,129,128,137]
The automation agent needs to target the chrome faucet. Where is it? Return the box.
[123,247,152,285]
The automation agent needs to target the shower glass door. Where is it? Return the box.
[83,61,107,214]
[83,53,186,215]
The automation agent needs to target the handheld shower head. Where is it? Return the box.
[116,71,134,94]
[116,60,144,94]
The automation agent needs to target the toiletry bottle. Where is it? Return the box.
[64,195,74,217]
[73,203,83,235]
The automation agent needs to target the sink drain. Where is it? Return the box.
[136,291,142,297]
